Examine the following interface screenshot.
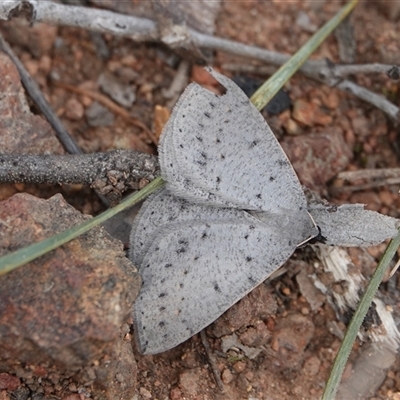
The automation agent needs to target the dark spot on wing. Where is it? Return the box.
[224,119,230,123]
[244,234,249,239]
[214,283,221,292]
[216,138,221,143]
[269,176,275,181]
[179,144,184,148]
[196,136,203,142]
[204,112,211,118]
[201,231,207,239]
[184,270,188,275]
[164,263,172,268]
[248,276,257,284]
[216,176,221,183]
[250,140,259,148]
[256,193,262,199]
[277,159,288,166]
[159,306,165,312]
[178,239,188,245]
[159,293,167,298]
[209,102,215,108]
[246,256,252,262]
[198,123,204,128]
[221,154,225,159]
[176,247,186,254]
[249,225,255,230]
[159,321,165,327]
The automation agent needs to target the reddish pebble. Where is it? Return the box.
[221,369,234,384]
[379,190,394,207]
[0,373,20,391]
[233,361,246,373]
[65,98,84,120]
[170,387,182,400]
[322,90,340,109]
[61,395,81,400]
[191,65,219,86]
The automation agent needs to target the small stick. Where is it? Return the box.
[338,168,400,182]
[0,151,160,204]
[200,330,225,392]
[330,178,400,194]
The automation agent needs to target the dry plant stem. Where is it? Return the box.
[0,150,160,186]
[331,178,400,194]
[337,80,399,120]
[0,32,82,155]
[338,168,400,181]
[2,1,399,120]
[200,330,225,392]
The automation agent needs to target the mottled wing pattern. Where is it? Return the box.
[159,68,308,215]
[134,214,298,354]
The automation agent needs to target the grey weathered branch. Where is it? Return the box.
[0,150,160,204]
[1,0,398,121]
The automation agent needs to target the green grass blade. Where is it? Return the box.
[0,177,164,276]
[251,0,359,111]
[322,230,400,400]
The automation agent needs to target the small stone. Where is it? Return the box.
[154,105,170,141]
[221,369,234,384]
[351,115,369,137]
[98,72,136,108]
[0,373,20,391]
[170,387,182,400]
[271,313,315,368]
[379,190,394,207]
[292,99,332,126]
[303,356,321,376]
[0,391,9,400]
[233,361,246,373]
[180,351,198,369]
[139,387,152,399]
[284,118,301,135]
[322,91,340,109]
[65,98,84,120]
[191,65,217,85]
[85,101,114,127]
[61,395,81,400]
[239,321,271,347]
[301,307,310,315]
[179,370,200,396]
[282,287,291,296]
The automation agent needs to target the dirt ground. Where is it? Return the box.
[1,1,400,399]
